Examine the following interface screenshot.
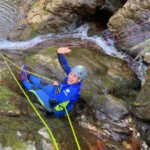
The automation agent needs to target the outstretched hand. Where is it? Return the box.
[57,47,72,54]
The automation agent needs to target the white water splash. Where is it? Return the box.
[0,33,55,50]
[58,24,125,58]
[0,24,147,81]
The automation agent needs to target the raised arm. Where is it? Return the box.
[57,47,72,75]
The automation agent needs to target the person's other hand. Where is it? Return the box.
[53,80,59,86]
[57,47,72,54]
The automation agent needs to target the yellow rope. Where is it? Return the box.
[3,56,54,82]
[64,107,81,150]
[0,54,81,150]
[0,54,59,150]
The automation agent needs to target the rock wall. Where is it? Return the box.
[108,0,150,57]
[8,0,125,41]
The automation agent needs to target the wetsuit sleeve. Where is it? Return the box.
[49,87,76,103]
[57,53,71,75]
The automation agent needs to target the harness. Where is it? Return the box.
[54,100,70,111]
[29,84,71,113]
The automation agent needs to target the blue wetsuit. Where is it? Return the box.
[22,53,82,117]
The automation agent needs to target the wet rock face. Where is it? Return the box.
[136,119,150,147]
[108,0,150,57]
[0,41,143,149]
[27,0,100,34]
[8,0,126,40]
[8,0,100,40]
[8,0,37,41]
[99,95,129,121]
[0,0,22,40]
[0,68,36,117]
[27,0,126,33]
[131,78,150,120]
[83,93,129,121]
[0,42,139,119]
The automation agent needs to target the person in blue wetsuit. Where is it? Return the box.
[20,47,87,117]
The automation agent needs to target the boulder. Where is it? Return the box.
[108,0,150,57]
[82,93,129,121]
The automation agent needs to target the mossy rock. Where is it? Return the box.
[0,69,22,95]
[19,25,38,41]
[25,46,140,103]
[0,116,49,149]
[32,2,40,9]
[0,85,18,112]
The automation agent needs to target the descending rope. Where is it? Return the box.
[3,56,54,82]
[0,54,59,150]
[64,107,81,150]
[0,54,81,150]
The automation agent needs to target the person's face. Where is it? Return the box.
[67,72,81,84]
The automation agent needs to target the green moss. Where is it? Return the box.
[99,95,107,101]
[47,47,58,53]
[31,23,37,31]
[31,31,38,38]
[69,48,88,56]
[0,86,13,100]
[31,2,40,9]
[82,90,93,97]
[85,78,99,89]
[101,75,140,102]
[101,76,114,88]
[25,48,59,67]
[0,86,17,111]
[0,117,43,149]
[25,55,38,65]
[2,132,27,150]
[37,47,58,56]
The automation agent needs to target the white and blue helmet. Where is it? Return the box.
[71,65,87,79]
